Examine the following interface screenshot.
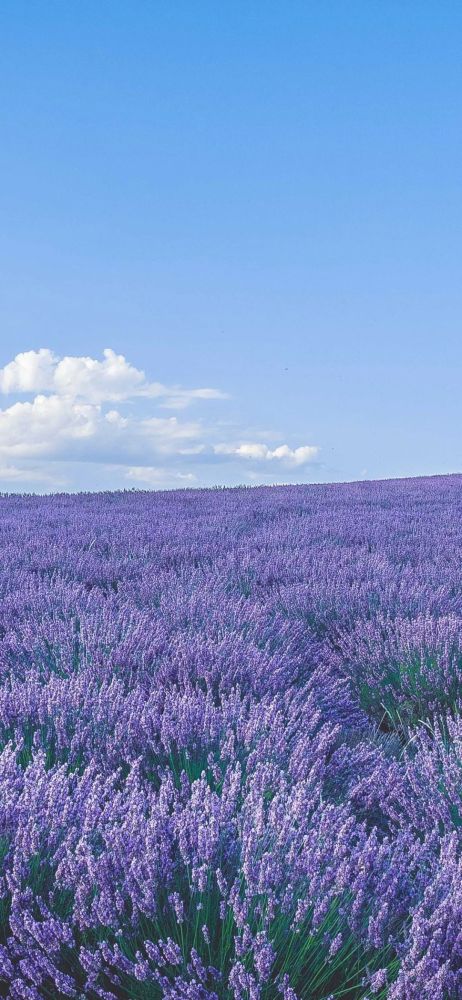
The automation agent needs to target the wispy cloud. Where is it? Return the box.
[125,466,196,486]
[0,463,66,486]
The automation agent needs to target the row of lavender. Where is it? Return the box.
[0,477,461,999]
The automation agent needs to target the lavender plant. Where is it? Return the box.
[0,476,461,997]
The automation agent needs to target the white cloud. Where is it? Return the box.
[160,387,227,410]
[0,395,203,464]
[140,415,202,448]
[0,462,66,487]
[0,346,322,489]
[0,463,44,482]
[125,466,196,486]
[0,348,56,394]
[0,395,100,457]
[0,348,227,407]
[52,349,147,403]
[214,442,319,466]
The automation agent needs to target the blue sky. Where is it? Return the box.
[1,2,461,491]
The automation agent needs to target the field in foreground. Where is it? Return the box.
[0,478,461,1000]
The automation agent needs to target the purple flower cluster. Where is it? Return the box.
[0,476,461,998]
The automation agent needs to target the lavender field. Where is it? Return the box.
[0,476,461,1000]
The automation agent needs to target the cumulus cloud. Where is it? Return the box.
[0,346,322,490]
[0,348,56,394]
[0,348,227,407]
[214,442,319,466]
[0,395,203,464]
[0,395,100,458]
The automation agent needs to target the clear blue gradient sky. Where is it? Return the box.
[0,2,461,491]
